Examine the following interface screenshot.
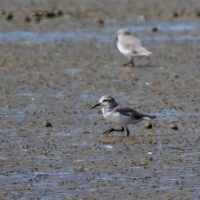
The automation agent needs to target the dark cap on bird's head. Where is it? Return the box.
[90,95,116,109]
[118,28,131,36]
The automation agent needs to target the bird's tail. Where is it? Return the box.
[142,115,156,120]
[137,46,152,56]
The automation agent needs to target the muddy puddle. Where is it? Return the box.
[0,0,200,199]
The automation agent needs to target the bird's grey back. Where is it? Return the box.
[118,34,152,56]
[118,35,141,48]
[113,106,145,119]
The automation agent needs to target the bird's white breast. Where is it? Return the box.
[104,110,142,125]
[117,43,133,59]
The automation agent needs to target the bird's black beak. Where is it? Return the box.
[114,37,118,43]
[90,103,101,109]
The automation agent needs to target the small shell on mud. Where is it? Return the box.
[152,27,158,32]
[6,13,13,21]
[0,10,6,15]
[43,121,52,127]
[25,15,31,22]
[171,12,179,18]
[146,122,153,129]
[82,131,90,134]
[170,124,178,130]
[95,19,104,26]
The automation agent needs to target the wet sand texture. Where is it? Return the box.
[0,0,200,199]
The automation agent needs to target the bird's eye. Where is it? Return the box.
[103,99,108,102]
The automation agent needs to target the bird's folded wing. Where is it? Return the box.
[114,107,144,119]
[120,36,141,50]
[119,36,151,56]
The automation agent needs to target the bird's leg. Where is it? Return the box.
[123,58,135,67]
[125,126,130,137]
[116,126,124,132]
[102,128,115,135]
[102,126,124,135]
[123,61,131,66]
[130,57,135,67]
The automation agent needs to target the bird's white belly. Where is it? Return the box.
[117,43,133,59]
[105,111,142,125]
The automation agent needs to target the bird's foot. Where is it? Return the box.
[102,128,115,135]
[123,59,135,67]
[123,61,132,67]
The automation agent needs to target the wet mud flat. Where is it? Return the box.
[0,0,200,199]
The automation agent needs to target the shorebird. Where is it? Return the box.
[90,95,156,136]
[116,28,152,67]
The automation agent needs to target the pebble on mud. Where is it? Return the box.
[95,19,104,26]
[28,121,36,126]
[56,10,63,16]
[0,10,6,15]
[43,121,52,127]
[174,74,179,78]
[25,16,31,22]
[152,27,158,32]
[196,11,200,17]
[92,121,97,125]
[35,16,41,22]
[171,12,179,18]
[6,13,13,21]
[82,131,90,134]
[146,122,153,129]
[33,12,42,17]
[46,11,55,18]
[170,124,178,130]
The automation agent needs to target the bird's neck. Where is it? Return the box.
[102,102,118,116]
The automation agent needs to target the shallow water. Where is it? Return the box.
[0,22,200,44]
